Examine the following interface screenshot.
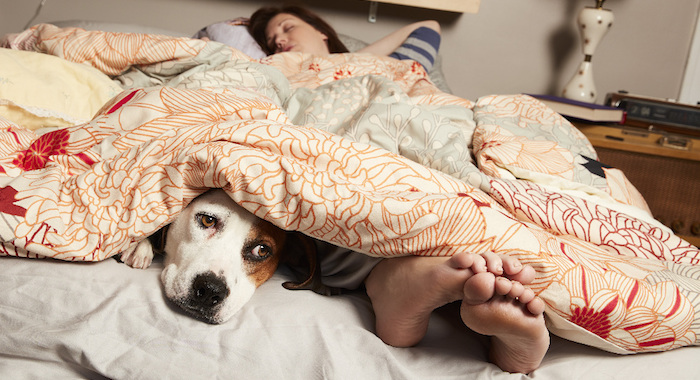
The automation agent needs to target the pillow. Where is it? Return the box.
[0,48,122,130]
[192,18,267,59]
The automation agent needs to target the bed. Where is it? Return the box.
[1,21,699,379]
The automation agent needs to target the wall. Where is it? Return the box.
[1,0,699,104]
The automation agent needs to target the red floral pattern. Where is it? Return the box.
[12,129,70,171]
[572,304,615,339]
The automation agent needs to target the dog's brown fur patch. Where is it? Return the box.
[245,220,286,287]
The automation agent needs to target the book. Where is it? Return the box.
[528,94,625,123]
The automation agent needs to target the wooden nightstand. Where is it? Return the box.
[575,123,700,247]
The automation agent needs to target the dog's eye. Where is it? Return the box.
[248,244,272,260]
[197,214,217,228]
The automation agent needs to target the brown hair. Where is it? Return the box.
[248,5,349,55]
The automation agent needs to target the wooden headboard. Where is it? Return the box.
[363,0,480,13]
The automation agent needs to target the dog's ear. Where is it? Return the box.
[147,225,169,255]
[281,232,342,296]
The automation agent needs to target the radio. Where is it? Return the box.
[606,92,700,137]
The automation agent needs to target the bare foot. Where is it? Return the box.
[460,272,549,374]
[365,252,532,347]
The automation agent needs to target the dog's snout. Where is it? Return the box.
[191,272,230,309]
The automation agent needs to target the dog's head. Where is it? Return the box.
[152,189,339,323]
[159,190,287,324]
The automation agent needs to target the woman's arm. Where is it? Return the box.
[357,20,440,56]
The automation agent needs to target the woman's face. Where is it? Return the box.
[264,13,330,55]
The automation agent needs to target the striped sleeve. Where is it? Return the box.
[389,26,441,72]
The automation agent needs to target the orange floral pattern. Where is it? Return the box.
[1,26,699,355]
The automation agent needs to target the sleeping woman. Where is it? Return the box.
[250,5,441,73]
[248,5,550,374]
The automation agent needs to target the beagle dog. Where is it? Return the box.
[120,189,335,324]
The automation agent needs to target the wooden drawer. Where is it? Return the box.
[575,124,700,247]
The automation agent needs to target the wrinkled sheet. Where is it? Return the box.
[3,256,700,379]
[1,24,699,357]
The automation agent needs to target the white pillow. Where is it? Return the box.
[192,18,267,59]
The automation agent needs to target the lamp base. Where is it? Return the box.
[561,6,614,103]
[562,60,596,103]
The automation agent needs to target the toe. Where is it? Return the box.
[517,288,536,304]
[500,254,523,276]
[507,281,525,299]
[470,254,487,274]
[482,252,504,275]
[493,276,513,296]
[526,296,546,315]
[504,260,536,285]
[447,252,477,270]
[463,272,496,304]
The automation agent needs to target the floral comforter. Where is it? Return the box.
[1,24,699,354]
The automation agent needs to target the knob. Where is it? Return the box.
[691,223,700,236]
[671,220,685,234]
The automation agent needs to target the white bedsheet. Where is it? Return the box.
[2,256,699,379]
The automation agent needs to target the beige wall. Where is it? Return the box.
[2,0,699,103]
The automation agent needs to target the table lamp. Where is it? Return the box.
[562,0,614,103]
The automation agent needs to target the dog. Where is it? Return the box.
[120,189,335,324]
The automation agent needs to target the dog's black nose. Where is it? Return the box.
[191,272,230,309]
